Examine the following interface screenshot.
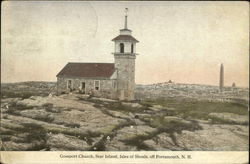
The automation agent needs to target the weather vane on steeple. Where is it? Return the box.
[125,8,128,16]
[124,8,128,29]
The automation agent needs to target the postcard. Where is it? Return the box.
[1,1,249,164]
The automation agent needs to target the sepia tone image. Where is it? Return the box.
[1,1,249,152]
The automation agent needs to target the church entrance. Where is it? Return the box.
[81,82,86,94]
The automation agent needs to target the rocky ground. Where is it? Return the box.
[1,89,249,151]
[136,82,249,103]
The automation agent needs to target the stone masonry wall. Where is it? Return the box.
[114,55,136,100]
[57,77,117,99]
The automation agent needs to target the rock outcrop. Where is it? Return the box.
[1,93,249,151]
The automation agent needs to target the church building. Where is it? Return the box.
[56,9,139,100]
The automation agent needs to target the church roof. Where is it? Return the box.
[56,63,115,78]
[112,35,139,42]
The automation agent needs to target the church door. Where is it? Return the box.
[119,90,125,100]
[81,82,86,94]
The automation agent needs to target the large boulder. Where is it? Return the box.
[114,125,156,141]
[163,116,183,122]
[13,95,125,136]
[47,133,90,151]
[163,116,191,124]
[1,141,34,151]
[121,102,143,109]
[148,105,163,111]
[17,95,87,110]
[105,138,137,151]
[175,123,249,151]
[52,108,124,135]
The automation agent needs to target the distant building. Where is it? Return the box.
[168,80,173,83]
[56,8,139,100]
[219,63,224,92]
[232,82,236,87]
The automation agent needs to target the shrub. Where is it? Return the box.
[20,123,49,150]
[42,103,59,113]
[64,123,81,128]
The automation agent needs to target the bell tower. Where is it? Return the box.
[112,8,139,100]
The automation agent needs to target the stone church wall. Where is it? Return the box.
[57,77,117,99]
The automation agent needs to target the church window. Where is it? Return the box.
[67,80,73,90]
[131,44,134,53]
[120,43,124,53]
[94,80,100,91]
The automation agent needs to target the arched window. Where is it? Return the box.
[120,43,124,53]
[131,44,134,53]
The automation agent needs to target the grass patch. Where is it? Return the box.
[0,127,17,142]
[8,101,34,110]
[185,99,245,115]
[20,123,49,150]
[64,123,81,128]
[208,115,249,126]
[0,127,16,136]
[82,97,151,114]
[4,106,21,116]
[42,103,60,113]
[103,102,150,114]
[158,120,202,134]
[1,90,34,99]
[42,103,53,110]
[4,101,34,115]
[136,101,154,107]
[141,98,248,119]
[1,122,49,150]
[1,82,56,99]
[21,123,47,141]
[1,135,12,142]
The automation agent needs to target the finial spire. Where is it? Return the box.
[124,8,128,29]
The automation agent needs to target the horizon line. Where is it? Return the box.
[1,80,249,89]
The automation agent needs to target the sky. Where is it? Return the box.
[1,1,249,87]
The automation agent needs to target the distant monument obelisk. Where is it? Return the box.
[219,63,224,92]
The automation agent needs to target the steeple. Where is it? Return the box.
[111,8,139,53]
[118,8,132,35]
[111,8,140,101]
